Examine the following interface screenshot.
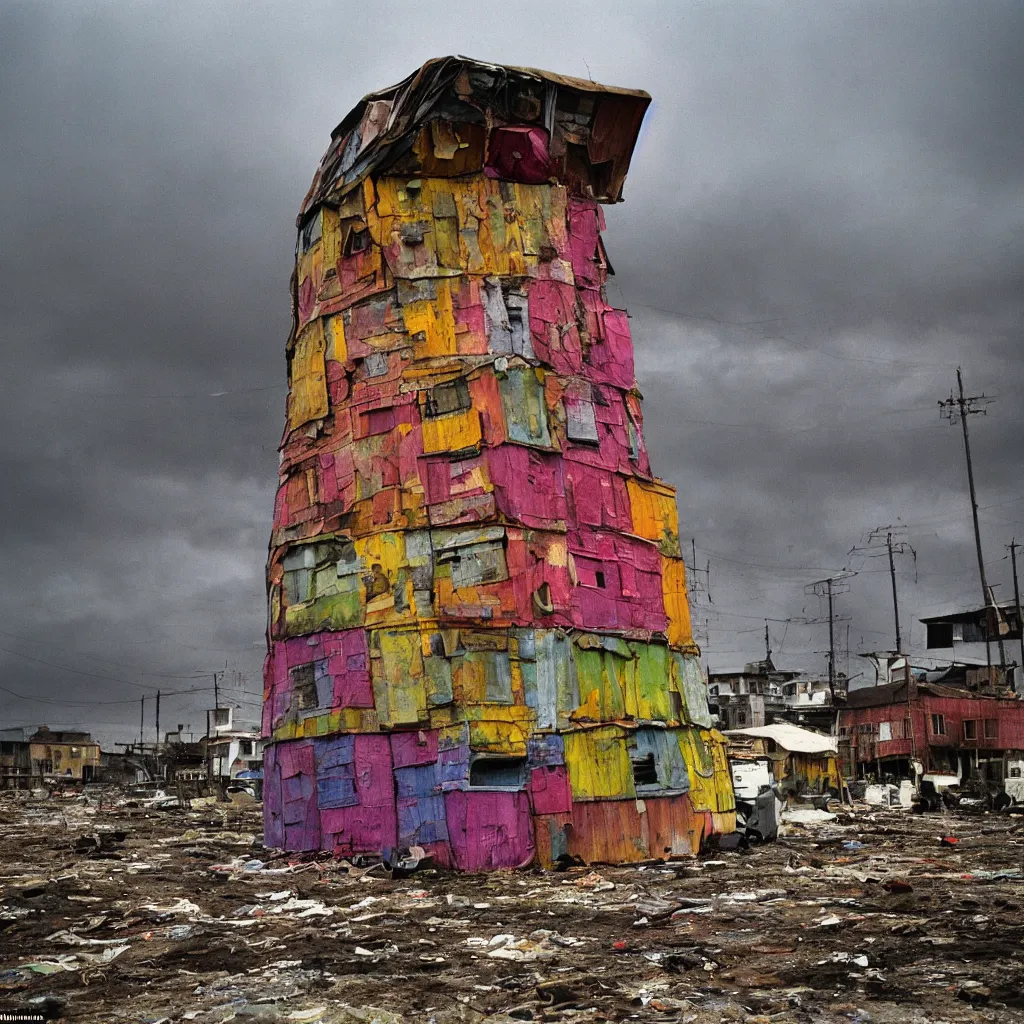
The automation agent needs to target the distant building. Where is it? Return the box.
[709,657,845,733]
[919,601,1022,691]
[839,664,1024,785]
[708,658,796,729]
[0,728,31,790]
[29,726,101,783]
[205,707,264,783]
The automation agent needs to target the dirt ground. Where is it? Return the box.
[1,795,1023,1024]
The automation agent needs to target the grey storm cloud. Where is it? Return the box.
[1,1,1022,743]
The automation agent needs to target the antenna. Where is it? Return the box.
[938,367,1003,669]
[804,572,857,702]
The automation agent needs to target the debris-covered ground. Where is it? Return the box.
[2,795,1023,1023]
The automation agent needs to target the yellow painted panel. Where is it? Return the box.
[374,629,426,726]
[678,727,735,812]
[627,478,680,555]
[563,726,636,801]
[354,532,414,625]
[467,719,529,756]
[325,314,347,363]
[421,407,482,453]
[321,207,341,267]
[402,279,456,357]
[288,320,328,430]
[662,555,695,649]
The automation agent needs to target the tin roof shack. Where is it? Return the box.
[840,669,1024,796]
[29,726,100,784]
[0,728,31,790]
[262,56,734,869]
[724,723,841,799]
[920,602,1022,691]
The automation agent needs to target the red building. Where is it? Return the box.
[840,671,1024,786]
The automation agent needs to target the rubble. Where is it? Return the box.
[2,794,1024,1022]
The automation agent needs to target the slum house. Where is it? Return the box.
[920,601,1023,691]
[777,676,846,734]
[29,726,101,784]
[205,707,264,786]
[840,667,1024,788]
[708,658,798,730]
[262,56,735,869]
[0,728,31,790]
[708,657,845,735]
[724,722,842,798]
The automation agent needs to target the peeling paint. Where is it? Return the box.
[264,57,734,866]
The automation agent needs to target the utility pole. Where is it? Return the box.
[850,525,916,657]
[805,572,855,704]
[214,670,220,715]
[887,532,901,653]
[764,620,771,664]
[939,368,1004,669]
[139,696,145,752]
[154,690,161,775]
[1010,540,1023,692]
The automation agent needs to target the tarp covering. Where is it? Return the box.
[724,722,838,754]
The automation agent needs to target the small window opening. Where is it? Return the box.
[345,227,371,256]
[631,753,658,787]
[425,379,471,418]
[594,571,606,588]
[469,757,526,789]
[300,211,322,253]
[290,664,318,710]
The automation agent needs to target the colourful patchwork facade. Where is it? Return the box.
[263,57,735,868]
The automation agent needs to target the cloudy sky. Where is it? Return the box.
[2,1,1022,745]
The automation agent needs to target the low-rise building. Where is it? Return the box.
[204,707,264,787]
[724,721,842,798]
[709,658,846,733]
[29,726,101,783]
[839,666,1024,788]
[0,728,32,790]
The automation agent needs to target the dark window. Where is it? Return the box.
[425,379,471,418]
[931,713,946,736]
[631,753,658,787]
[344,227,371,256]
[300,211,322,252]
[0,742,13,755]
[960,621,986,643]
[238,741,253,756]
[963,720,978,740]
[925,622,954,648]
[594,571,606,588]
[290,664,318,710]
[469,757,525,789]
[984,719,998,739]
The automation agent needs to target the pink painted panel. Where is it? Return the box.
[324,734,397,856]
[488,446,567,529]
[527,279,583,375]
[445,790,535,871]
[485,126,552,183]
[567,199,603,289]
[528,764,572,815]
[391,730,439,768]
